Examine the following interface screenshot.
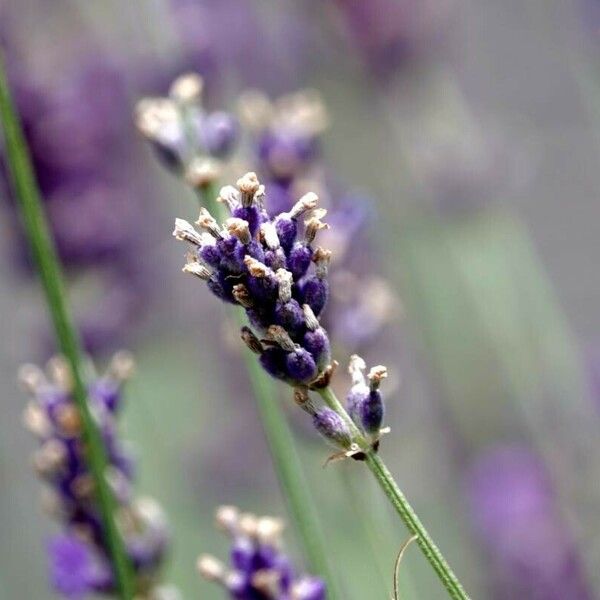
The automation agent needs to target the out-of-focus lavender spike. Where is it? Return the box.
[466,444,593,600]
[329,0,458,79]
[198,505,326,599]
[1,50,161,355]
[239,89,327,185]
[135,72,239,184]
[21,354,174,598]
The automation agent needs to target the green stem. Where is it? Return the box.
[318,387,470,600]
[0,52,135,599]
[197,185,343,598]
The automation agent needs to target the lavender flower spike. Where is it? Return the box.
[197,505,326,599]
[174,172,391,454]
[20,352,173,598]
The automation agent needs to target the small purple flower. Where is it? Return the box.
[312,407,352,450]
[197,506,326,599]
[345,355,388,444]
[48,534,109,599]
[20,353,173,597]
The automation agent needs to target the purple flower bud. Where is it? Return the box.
[258,130,319,182]
[199,243,222,268]
[199,111,239,158]
[287,243,313,279]
[246,272,279,303]
[245,306,273,333]
[286,348,318,384]
[346,386,368,425]
[358,390,384,437]
[268,182,295,217]
[313,408,352,449]
[264,248,287,271]
[233,205,261,237]
[299,276,329,317]
[303,328,331,368]
[231,537,254,572]
[274,214,298,252]
[207,271,236,304]
[48,534,108,599]
[259,347,289,381]
[149,137,186,174]
[275,299,305,334]
[90,380,121,414]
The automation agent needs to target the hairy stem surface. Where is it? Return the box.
[0,52,135,599]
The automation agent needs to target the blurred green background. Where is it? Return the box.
[0,0,599,598]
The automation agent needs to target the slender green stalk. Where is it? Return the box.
[0,52,135,599]
[318,386,470,600]
[197,185,343,598]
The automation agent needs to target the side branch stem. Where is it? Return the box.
[318,386,470,600]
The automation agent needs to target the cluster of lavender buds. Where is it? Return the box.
[197,505,325,599]
[174,172,390,454]
[136,73,239,185]
[19,353,172,599]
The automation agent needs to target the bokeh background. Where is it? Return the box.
[1,0,599,598]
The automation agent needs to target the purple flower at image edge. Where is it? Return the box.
[20,353,172,597]
[466,444,593,600]
[198,505,326,599]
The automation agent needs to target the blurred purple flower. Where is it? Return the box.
[329,0,458,79]
[48,534,110,600]
[466,444,592,600]
[21,353,171,597]
[198,505,326,599]
[1,49,161,354]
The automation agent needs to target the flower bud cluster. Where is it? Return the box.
[20,353,171,598]
[175,172,332,387]
[175,172,390,454]
[293,354,389,456]
[136,73,239,185]
[197,505,326,599]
